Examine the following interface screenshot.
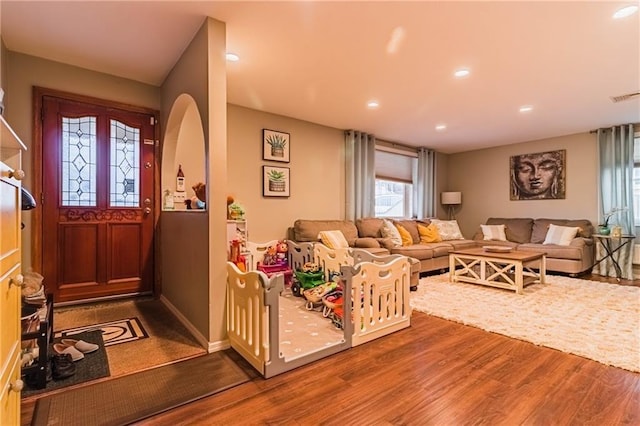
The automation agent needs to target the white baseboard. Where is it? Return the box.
[159,295,229,353]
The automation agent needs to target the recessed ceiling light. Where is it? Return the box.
[613,5,638,19]
[367,100,380,109]
[519,105,533,113]
[435,124,447,131]
[226,53,240,62]
[454,68,470,78]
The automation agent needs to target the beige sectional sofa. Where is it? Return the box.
[472,218,595,275]
[289,218,476,275]
[289,217,595,277]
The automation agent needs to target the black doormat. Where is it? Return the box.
[31,349,254,426]
[54,317,148,346]
[22,330,109,398]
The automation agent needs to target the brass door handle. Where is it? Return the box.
[144,207,151,215]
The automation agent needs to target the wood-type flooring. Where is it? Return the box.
[22,274,639,425]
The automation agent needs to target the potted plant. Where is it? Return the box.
[266,134,287,157]
[267,169,286,192]
[598,207,627,235]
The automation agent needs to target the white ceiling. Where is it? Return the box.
[2,1,639,153]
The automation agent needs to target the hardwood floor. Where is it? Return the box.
[134,309,639,426]
[22,275,639,426]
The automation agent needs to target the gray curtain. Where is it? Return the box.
[345,130,375,221]
[413,147,436,219]
[594,124,635,279]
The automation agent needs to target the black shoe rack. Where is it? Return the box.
[21,293,54,389]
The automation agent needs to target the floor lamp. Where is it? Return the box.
[441,192,462,220]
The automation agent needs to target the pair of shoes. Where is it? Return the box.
[51,354,76,380]
[53,338,100,361]
[61,338,99,354]
[53,343,84,361]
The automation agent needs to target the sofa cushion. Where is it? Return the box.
[395,223,414,246]
[394,220,421,244]
[447,239,481,250]
[390,245,435,260]
[543,224,580,246]
[293,220,358,245]
[356,217,385,238]
[485,218,533,243]
[381,219,402,247]
[517,243,585,261]
[430,219,464,240]
[418,223,442,243]
[318,230,349,249]
[480,224,507,241]
[531,219,593,243]
[353,237,382,249]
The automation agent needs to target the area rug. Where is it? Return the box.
[22,330,109,398]
[411,274,640,372]
[31,349,254,426]
[55,317,148,346]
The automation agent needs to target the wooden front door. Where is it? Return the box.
[41,96,156,303]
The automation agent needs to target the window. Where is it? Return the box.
[634,135,640,225]
[374,146,416,219]
[375,179,412,218]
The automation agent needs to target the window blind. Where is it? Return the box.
[375,150,415,183]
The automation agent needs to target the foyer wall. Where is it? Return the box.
[227,104,344,242]
[448,132,599,238]
[5,51,160,271]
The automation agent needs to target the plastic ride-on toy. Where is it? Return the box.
[291,262,324,297]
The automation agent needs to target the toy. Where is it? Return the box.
[261,245,278,266]
[292,268,325,297]
[303,281,338,311]
[322,289,343,318]
[275,240,288,265]
[189,182,206,209]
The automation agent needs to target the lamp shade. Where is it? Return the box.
[441,191,462,205]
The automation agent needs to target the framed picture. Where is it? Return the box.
[263,166,290,197]
[510,149,566,200]
[263,129,290,163]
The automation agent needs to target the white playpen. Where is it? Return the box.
[226,241,412,377]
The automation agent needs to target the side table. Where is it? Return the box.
[591,234,635,281]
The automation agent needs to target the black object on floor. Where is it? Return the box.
[22,330,109,398]
[50,353,75,380]
[31,349,254,426]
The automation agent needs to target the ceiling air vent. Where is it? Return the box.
[610,91,640,103]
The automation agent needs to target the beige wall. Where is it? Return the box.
[227,104,345,242]
[448,132,599,238]
[160,19,214,343]
[5,51,160,271]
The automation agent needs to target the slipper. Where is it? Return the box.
[53,343,85,361]
[61,338,99,354]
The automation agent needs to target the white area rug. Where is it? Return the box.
[411,274,640,372]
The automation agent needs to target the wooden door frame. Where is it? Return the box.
[32,87,161,296]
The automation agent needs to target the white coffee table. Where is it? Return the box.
[449,247,546,294]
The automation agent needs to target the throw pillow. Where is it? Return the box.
[417,223,442,243]
[430,219,464,241]
[318,230,349,249]
[480,224,507,241]
[381,219,402,247]
[543,224,580,246]
[395,223,413,246]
